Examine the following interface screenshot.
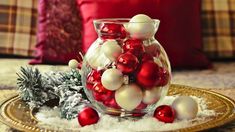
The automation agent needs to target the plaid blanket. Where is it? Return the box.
[202,0,235,59]
[0,0,37,56]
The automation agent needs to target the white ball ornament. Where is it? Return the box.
[101,68,124,91]
[115,84,143,111]
[86,43,111,69]
[143,87,161,104]
[172,96,198,120]
[127,14,156,39]
[68,59,79,69]
[101,40,122,61]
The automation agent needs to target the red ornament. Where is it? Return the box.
[141,52,154,63]
[92,83,113,102]
[100,23,127,39]
[86,70,102,90]
[153,105,175,123]
[103,97,121,109]
[123,39,145,58]
[116,53,139,74]
[136,61,160,87]
[135,102,148,110]
[77,107,99,127]
[156,67,170,86]
[144,44,160,57]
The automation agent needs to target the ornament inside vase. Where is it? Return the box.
[81,14,171,117]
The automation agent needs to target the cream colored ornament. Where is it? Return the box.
[172,96,198,120]
[68,59,79,69]
[101,68,124,91]
[115,84,143,111]
[101,40,122,61]
[85,42,111,69]
[127,14,155,39]
[143,87,161,104]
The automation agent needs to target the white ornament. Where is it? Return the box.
[115,84,143,111]
[143,87,161,104]
[101,40,122,61]
[68,59,79,69]
[101,68,124,91]
[85,42,111,69]
[127,14,156,39]
[172,96,198,120]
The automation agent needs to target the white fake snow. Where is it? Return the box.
[35,96,216,131]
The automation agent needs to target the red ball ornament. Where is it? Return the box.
[92,83,113,102]
[144,44,160,57]
[141,52,154,63]
[103,97,121,109]
[136,61,160,88]
[135,102,148,110]
[123,39,145,58]
[117,53,139,74]
[86,70,103,90]
[153,105,175,123]
[77,107,99,127]
[156,67,170,86]
[100,23,127,39]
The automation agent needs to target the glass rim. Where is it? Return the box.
[93,18,160,24]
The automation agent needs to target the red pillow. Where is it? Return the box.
[77,0,211,69]
[30,0,82,64]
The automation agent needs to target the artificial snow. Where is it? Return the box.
[35,95,216,132]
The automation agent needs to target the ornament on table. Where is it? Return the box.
[100,23,127,39]
[172,96,198,120]
[101,68,124,91]
[77,107,99,127]
[122,39,145,58]
[68,59,79,69]
[115,83,143,111]
[116,52,139,74]
[127,14,156,39]
[101,40,122,61]
[153,105,175,123]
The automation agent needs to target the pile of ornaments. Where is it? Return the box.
[75,96,198,126]
[83,14,170,113]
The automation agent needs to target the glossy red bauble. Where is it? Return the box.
[77,107,99,127]
[86,70,102,90]
[144,44,160,57]
[92,83,113,102]
[136,61,160,87]
[135,102,148,110]
[100,23,127,39]
[141,52,154,63]
[153,105,175,123]
[103,97,121,109]
[116,53,139,74]
[156,67,170,86]
[123,39,145,58]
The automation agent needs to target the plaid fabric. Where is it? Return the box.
[202,0,235,59]
[0,0,37,56]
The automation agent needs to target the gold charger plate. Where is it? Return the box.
[0,84,234,132]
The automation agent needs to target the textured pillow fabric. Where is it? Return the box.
[30,0,82,64]
[0,0,37,57]
[201,0,235,59]
[77,0,211,69]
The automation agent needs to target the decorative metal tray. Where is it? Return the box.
[0,84,234,132]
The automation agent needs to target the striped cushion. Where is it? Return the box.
[0,0,37,57]
[202,0,235,59]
